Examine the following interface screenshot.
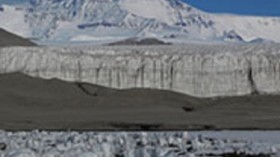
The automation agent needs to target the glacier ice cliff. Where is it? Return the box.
[0,44,280,97]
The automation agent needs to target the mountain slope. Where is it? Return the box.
[0,28,35,46]
[0,0,280,44]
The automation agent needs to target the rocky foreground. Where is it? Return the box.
[0,131,278,157]
[1,44,280,97]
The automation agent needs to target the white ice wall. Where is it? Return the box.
[1,44,280,97]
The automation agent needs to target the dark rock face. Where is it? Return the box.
[108,38,171,45]
[0,143,7,151]
[0,28,35,47]
[219,152,271,157]
[223,30,244,42]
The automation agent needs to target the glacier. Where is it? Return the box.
[0,131,279,157]
[1,44,280,97]
[0,0,280,44]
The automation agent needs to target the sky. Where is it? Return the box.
[184,0,280,17]
[0,0,280,17]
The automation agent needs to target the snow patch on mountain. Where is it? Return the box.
[212,15,280,42]
[0,5,31,37]
[121,0,181,24]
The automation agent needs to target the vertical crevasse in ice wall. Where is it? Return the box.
[0,45,280,97]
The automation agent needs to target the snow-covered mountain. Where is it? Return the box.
[1,0,280,44]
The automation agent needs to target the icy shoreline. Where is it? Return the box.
[0,131,279,157]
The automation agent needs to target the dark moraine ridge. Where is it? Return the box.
[1,73,280,131]
[0,29,35,47]
[108,38,171,45]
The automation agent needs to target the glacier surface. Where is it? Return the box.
[0,131,279,157]
[1,44,280,97]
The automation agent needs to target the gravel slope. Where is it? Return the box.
[0,29,35,47]
[1,73,280,131]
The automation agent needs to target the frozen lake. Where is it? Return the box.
[0,130,279,157]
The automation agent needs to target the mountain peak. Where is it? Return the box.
[0,0,280,45]
[119,0,196,24]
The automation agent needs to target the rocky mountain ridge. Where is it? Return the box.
[0,28,35,46]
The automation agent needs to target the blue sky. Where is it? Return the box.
[184,0,280,16]
[1,0,280,17]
